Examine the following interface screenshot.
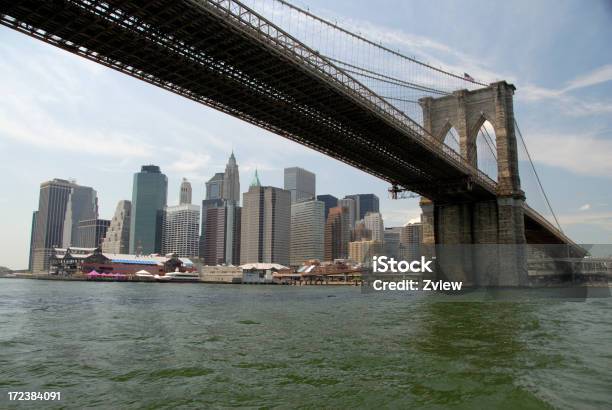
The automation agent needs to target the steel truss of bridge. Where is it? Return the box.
[0,0,574,246]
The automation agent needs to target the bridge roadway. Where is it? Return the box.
[0,0,574,246]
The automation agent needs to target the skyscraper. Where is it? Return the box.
[345,194,380,220]
[61,183,98,248]
[161,204,200,258]
[316,194,338,221]
[179,178,192,205]
[200,153,242,264]
[383,228,401,259]
[28,211,38,272]
[102,200,131,254]
[290,199,325,266]
[222,151,240,204]
[337,197,356,229]
[205,172,224,200]
[284,167,315,203]
[324,205,350,261]
[31,178,74,272]
[240,173,291,265]
[400,222,423,260]
[75,219,110,248]
[364,212,384,242]
[201,201,241,265]
[129,165,168,255]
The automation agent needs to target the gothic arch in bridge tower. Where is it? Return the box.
[419,81,528,287]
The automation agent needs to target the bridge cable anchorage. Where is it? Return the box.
[271,0,489,87]
[514,119,563,232]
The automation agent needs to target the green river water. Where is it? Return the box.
[0,279,610,409]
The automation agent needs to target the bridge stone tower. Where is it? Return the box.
[419,81,528,287]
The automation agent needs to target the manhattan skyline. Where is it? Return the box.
[1,0,611,269]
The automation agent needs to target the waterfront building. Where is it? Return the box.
[222,151,240,204]
[284,166,315,203]
[76,219,110,248]
[290,199,325,266]
[179,178,192,205]
[349,240,384,266]
[345,194,380,220]
[31,178,76,272]
[101,200,131,254]
[364,212,385,242]
[205,172,224,200]
[324,205,351,261]
[129,165,168,255]
[240,172,291,266]
[50,247,195,276]
[337,197,356,228]
[161,203,200,258]
[61,183,98,248]
[316,194,338,221]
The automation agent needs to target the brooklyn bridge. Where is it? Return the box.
[0,0,583,286]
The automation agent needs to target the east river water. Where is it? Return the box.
[1,279,611,409]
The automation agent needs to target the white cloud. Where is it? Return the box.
[525,131,612,177]
[559,211,612,230]
[564,65,612,92]
[579,204,591,211]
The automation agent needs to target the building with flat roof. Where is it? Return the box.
[290,199,325,266]
[349,240,383,266]
[161,203,200,258]
[76,218,110,248]
[284,166,315,203]
[31,178,75,272]
[129,165,167,254]
[345,194,380,220]
[364,212,385,243]
[240,173,291,266]
[316,194,338,221]
[324,205,351,261]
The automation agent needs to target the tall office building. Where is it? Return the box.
[161,204,200,258]
[400,222,423,260]
[222,151,240,204]
[337,197,356,229]
[28,211,38,272]
[383,228,401,259]
[290,199,325,266]
[364,212,384,242]
[61,183,98,248]
[201,201,241,265]
[102,200,131,254]
[31,179,74,272]
[240,173,291,265]
[345,194,380,220]
[129,165,168,255]
[205,172,224,200]
[179,178,192,205]
[284,167,315,203]
[316,194,338,221]
[75,219,110,248]
[324,205,350,261]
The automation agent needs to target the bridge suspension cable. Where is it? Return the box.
[514,120,563,232]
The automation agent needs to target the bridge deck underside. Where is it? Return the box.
[0,0,573,246]
[0,0,494,202]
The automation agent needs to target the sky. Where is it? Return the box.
[1,0,611,269]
